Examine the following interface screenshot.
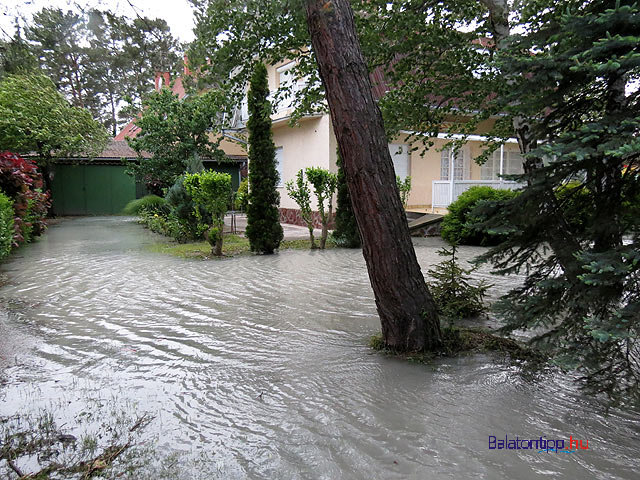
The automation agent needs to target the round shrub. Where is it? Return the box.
[555,181,592,234]
[441,186,518,246]
[0,191,14,259]
[235,177,249,211]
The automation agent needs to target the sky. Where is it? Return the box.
[0,0,197,42]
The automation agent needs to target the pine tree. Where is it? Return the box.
[332,151,361,248]
[477,0,640,399]
[427,244,490,320]
[245,62,284,254]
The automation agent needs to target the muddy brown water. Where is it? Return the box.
[0,217,638,479]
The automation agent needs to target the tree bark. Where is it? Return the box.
[319,203,332,250]
[308,225,317,249]
[305,0,442,351]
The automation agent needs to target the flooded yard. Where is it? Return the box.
[1,217,638,479]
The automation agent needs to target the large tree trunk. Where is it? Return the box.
[305,0,442,351]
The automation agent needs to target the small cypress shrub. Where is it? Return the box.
[245,63,284,254]
[235,177,249,211]
[165,176,210,240]
[0,191,14,260]
[331,152,361,248]
[427,244,491,320]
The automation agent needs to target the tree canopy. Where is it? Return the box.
[20,7,182,135]
[0,73,108,161]
[127,87,229,194]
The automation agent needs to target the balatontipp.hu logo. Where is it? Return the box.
[489,435,589,453]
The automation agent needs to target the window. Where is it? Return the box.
[276,62,308,111]
[440,148,467,180]
[505,150,524,176]
[275,147,284,186]
[388,144,409,180]
[482,149,524,180]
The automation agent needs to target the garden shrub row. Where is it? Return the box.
[0,151,49,260]
[0,192,14,260]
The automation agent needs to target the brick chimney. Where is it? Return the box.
[183,54,191,76]
[154,71,171,91]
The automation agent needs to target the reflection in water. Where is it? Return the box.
[1,217,638,479]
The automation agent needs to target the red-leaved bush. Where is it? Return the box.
[0,151,50,246]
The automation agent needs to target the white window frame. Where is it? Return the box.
[276,62,307,111]
[440,148,468,180]
[483,148,524,180]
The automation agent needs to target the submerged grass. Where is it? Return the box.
[147,234,336,258]
[369,326,545,364]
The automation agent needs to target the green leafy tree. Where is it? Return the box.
[245,62,284,254]
[183,170,232,256]
[127,88,228,194]
[0,73,108,167]
[332,152,361,248]
[285,169,316,249]
[0,191,14,260]
[305,166,337,250]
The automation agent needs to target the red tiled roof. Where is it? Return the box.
[370,66,390,101]
[114,116,142,141]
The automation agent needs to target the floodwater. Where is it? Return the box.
[1,217,638,479]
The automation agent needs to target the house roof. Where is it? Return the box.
[100,139,150,159]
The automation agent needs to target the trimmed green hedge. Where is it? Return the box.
[441,186,518,246]
[0,191,14,260]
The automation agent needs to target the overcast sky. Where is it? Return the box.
[0,0,196,42]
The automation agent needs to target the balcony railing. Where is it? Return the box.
[432,180,523,207]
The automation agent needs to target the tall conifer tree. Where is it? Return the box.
[245,63,284,254]
[477,0,640,398]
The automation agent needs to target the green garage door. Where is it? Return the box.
[51,164,136,215]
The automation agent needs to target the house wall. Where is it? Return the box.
[273,115,333,210]
[218,136,247,157]
[404,138,522,208]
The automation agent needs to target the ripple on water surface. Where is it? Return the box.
[1,217,639,479]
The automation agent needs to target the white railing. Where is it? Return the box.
[432,180,523,207]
